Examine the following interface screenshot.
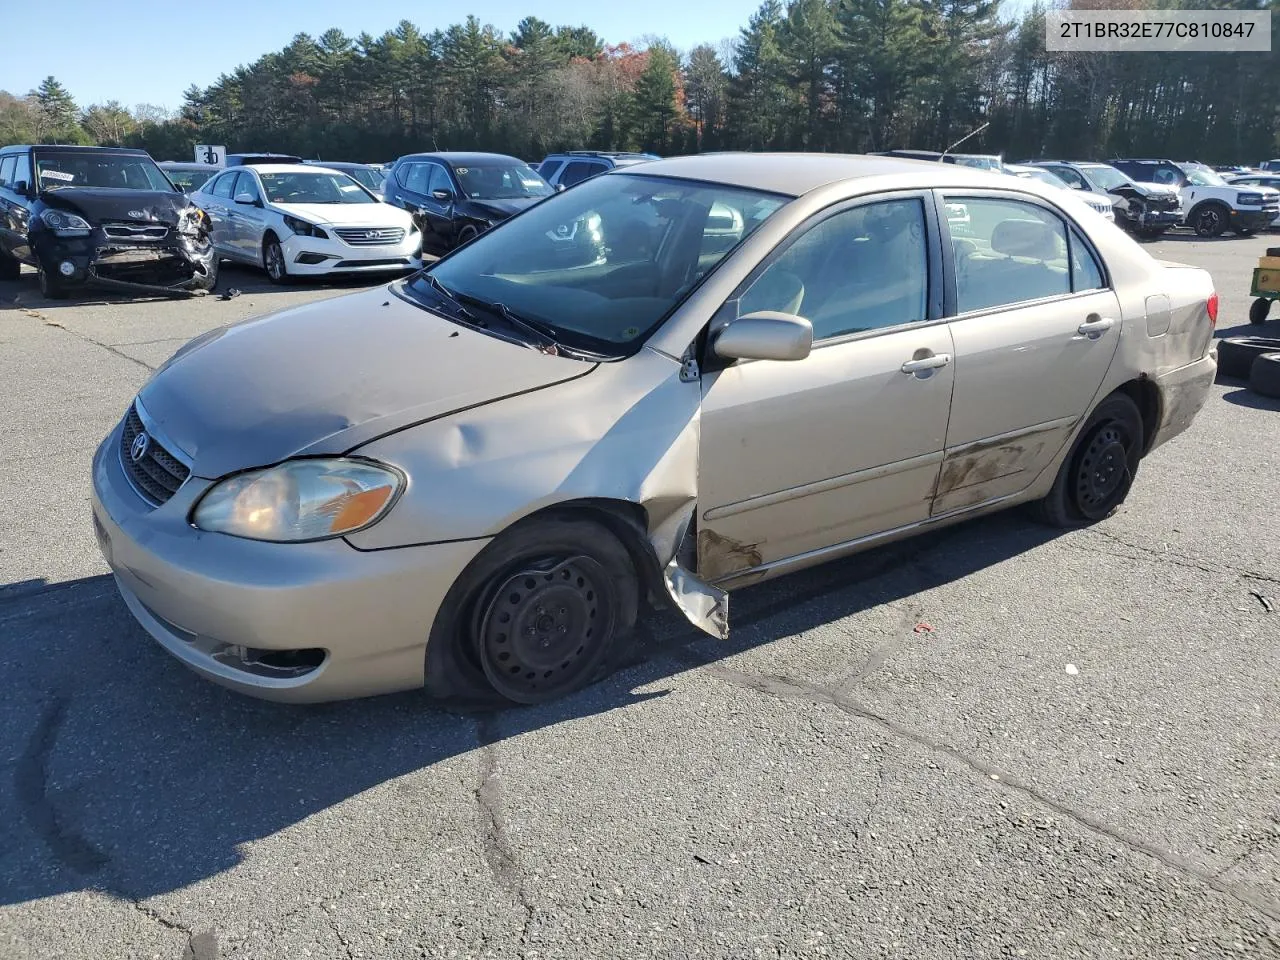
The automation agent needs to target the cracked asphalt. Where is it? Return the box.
[1,236,1278,960]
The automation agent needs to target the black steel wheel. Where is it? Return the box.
[1033,393,1143,528]
[476,555,618,704]
[456,225,479,249]
[0,248,20,281]
[423,516,641,707]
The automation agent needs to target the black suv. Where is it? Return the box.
[0,144,218,298]
[384,151,555,255]
[535,151,659,191]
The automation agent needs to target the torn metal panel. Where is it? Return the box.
[663,556,729,640]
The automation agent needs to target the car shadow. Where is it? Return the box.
[0,511,1059,906]
[1220,387,1280,410]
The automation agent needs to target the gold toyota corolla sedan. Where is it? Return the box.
[91,153,1219,705]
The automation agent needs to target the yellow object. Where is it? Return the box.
[1257,256,1280,269]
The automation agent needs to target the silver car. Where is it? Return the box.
[91,154,1219,705]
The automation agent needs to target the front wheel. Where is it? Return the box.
[455,225,479,250]
[0,247,20,281]
[431,517,640,706]
[37,262,69,300]
[1034,393,1144,528]
[263,236,288,285]
[1135,227,1167,241]
[1192,203,1229,238]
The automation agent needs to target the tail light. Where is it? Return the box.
[1207,292,1219,327]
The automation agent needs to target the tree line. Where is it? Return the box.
[2,0,1277,168]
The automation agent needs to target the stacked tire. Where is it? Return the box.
[1218,336,1280,399]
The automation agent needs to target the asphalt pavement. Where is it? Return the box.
[1,238,1278,960]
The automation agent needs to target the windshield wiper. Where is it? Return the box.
[424,274,484,326]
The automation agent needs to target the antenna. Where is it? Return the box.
[941,122,990,161]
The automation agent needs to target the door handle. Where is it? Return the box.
[1077,316,1115,339]
[901,353,952,374]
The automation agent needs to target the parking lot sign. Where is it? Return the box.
[195,144,226,167]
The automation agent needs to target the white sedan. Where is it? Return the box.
[190,164,422,283]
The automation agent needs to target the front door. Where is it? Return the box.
[697,193,955,582]
[934,191,1122,514]
[419,163,459,253]
[229,171,267,261]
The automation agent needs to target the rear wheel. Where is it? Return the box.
[1250,297,1272,326]
[430,517,640,706]
[263,235,288,284]
[1034,394,1144,528]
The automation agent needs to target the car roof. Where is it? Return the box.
[303,160,375,169]
[395,152,524,166]
[235,163,346,175]
[10,144,151,156]
[619,152,1004,197]
[159,161,218,169]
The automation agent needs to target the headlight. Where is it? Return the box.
[1237,192,1263,206]
[40,209,92,237]
[192,458,403,542]
[282,214,329,239]
[178,206,209,237]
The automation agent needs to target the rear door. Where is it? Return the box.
[933,190,1122,514]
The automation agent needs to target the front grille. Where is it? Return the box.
[333,257,413,268]
[333,227,406,246]
[119,404,189,506]
[1088,199,1112,214]
[103,222,170,241]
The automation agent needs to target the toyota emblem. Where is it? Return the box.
[130,432,150,463]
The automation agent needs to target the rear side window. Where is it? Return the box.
[1069,226,1105,292]
[1051,166,1089,191]
[945,196,1071,312]
[559,161,605,187]
[539,159,565,182]
[400,162,430,194]
[0,155,14,187]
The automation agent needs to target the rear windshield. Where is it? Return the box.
[34,151,175,192]
[165,169,215,191]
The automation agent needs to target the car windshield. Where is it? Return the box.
[34,152,175,192]
[258,171,376,204]
[1081,165,1130,191]
[453,162,553,200]
[1022,168,1071,190]
[408,173,788,353]
[345,168,385,191]
[166,169,214,192]
[1183,167,1228,187]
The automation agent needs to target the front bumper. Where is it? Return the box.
[1232,209,1275,232]
[34,229,216,296]
[1136,209,1182,229]
[91,417,488,702]
[1149,352,1217,453]
[281,228,422,276]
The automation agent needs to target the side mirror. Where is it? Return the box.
[11,180,30,196]
[234,193,259,206]
[555,183,566,192]
[431,188,454,202]
[713,311,813,362]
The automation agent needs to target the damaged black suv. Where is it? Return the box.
[0,144,217,299]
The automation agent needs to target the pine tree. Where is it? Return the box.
[33,76,85,142]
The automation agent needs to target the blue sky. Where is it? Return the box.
[1,0,763,112]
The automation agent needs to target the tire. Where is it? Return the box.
[37,262,69,300]
[1034,393,1144,528]
[262,235,288,285]
[1218,336,1280,379]
[1249,297,1272,326]
[1191,202,1230,238]
[0,248,20,281]
[427,517,639,706]
[455,225,479,249]
[1236,228,1256,238]
[1249,352,1280,398]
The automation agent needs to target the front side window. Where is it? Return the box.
[233,171,262,203]
[539,159,566,182]
[210,172,237,199]
[426,164,453,196]
[739,198,929,341]
[412,173,788,353]
[11,152,32,190]
[33,151,174,192]
[452,161,552,200]
[0,155,14,187]
[258,171,375,204]
[946,196,1071,312]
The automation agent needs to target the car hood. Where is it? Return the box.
[462,197,543,220]
[39,187,191,224]
[138,285,596,478]
[271,201,408,226]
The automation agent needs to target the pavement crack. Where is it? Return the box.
[326,914,355,960]
[21,303,156,371]
[681,658,1280,925]
[16,694,110,875]
[1073,527,1278,588]
[474,716,537,943]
